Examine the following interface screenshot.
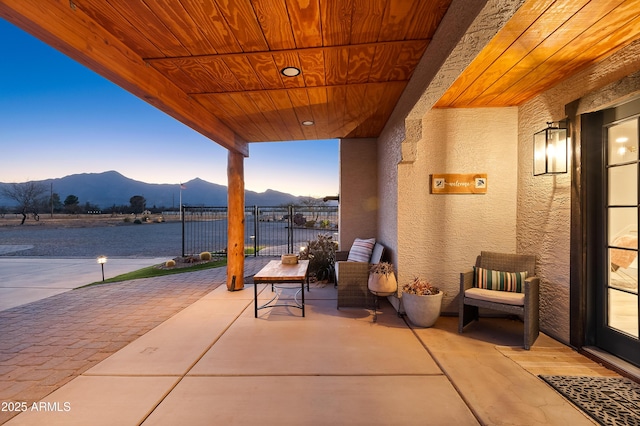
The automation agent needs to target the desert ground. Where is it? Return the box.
[0,213,179,228]
[0,214,183,257]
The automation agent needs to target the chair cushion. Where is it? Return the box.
[370,243,385,264]
[347,238,376,262]
[478,251,536,276]
[474,266,527,293]
[465,287,525,306]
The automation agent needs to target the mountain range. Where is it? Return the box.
[0,171,320,209]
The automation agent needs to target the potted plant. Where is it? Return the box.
[401,277,443,327]
[368,262,397,295]
[299,233,337,282]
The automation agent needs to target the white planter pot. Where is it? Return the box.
[368,273,397,295]
[402,291,443,328]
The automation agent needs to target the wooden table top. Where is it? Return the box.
[253,260,309,282]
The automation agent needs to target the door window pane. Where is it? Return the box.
[608,207,637,246]
[608,120,638,165]
[608,164,637,206]
[609,248,638,292]
[608,288,639,338]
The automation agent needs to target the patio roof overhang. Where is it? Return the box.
[1,0,637,156]
[1,0,639,291]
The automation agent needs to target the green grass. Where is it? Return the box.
[244,246,265,256]
[81,258,227,288]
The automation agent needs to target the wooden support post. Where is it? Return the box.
[227,150,245,290]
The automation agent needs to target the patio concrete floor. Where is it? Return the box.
[0,257,622,425]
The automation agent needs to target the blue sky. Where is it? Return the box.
[0,18,339,197]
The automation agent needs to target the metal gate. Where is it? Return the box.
[182,205,338,257]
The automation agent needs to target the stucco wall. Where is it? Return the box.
[518,39,640,344]
[375,0,522,266]
[377,127,402,266]
[371,0,640,342]
[339,138,378,250]
[398,108,518,312]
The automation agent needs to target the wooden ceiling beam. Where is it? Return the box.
[143,40,429,63]
[0,0,249,156]
[190,81,408,97]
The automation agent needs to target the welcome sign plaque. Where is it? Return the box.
[430,173,487,194]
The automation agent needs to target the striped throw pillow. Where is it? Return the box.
[347,238,376,262]
[474,267,527,293]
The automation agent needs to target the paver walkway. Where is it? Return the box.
[0,256,168,311]
[0,257,270,424]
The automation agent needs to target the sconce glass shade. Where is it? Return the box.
[533,124,567,176]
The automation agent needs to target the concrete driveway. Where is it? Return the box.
[0,256,167,311]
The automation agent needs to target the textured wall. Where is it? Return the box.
[377,126,402,266]
[518,39,640,343]
[398,108,518,312]
[518,104,572,343]
[369,0,640,340]
[376,0,522,265]
[339,139,378,250]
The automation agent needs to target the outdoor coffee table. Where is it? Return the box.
[253,259,309,317]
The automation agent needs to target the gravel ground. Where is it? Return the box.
[0,221,182,257]
[0,214,336,258]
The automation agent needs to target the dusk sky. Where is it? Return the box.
[0,18,339,198]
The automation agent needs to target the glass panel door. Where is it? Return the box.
[599,117,640,363]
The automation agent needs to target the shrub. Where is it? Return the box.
[165,259,176,267]
[123,216,132,223]
[200,251,212,261]
[293,213,306,226]
[299,233,336,282]
[133,218,142,224]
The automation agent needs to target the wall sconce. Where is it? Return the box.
[97,255,107,281]
[533,122,568,176]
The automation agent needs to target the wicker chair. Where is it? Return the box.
[459,251,539,350]
[336,243,385,308]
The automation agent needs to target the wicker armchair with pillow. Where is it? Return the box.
[459,251,539,350]
[335,238,385,308]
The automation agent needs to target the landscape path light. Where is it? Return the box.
[97,255,107,281]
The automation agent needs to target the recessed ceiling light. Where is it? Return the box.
[281,67,300,77]
[301,120,314,126]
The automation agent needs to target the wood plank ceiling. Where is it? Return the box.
[436,0,640,108]
[1,0,639,154]
[1,0,451,147]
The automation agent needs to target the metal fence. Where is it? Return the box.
[182,205,338,257]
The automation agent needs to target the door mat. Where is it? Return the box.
[540,375,640,425]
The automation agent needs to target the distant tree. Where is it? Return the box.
[83,201,100,213]
[35,192,62,213]
[0,181,48,224]
[103,204,128,215]
[299,197,324,221]
[33,197,51,216]
[64,194,79,205]
[293,212,306,226]
[64,195,80,215]
[49,192,63,214]
[129,195,146,214]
